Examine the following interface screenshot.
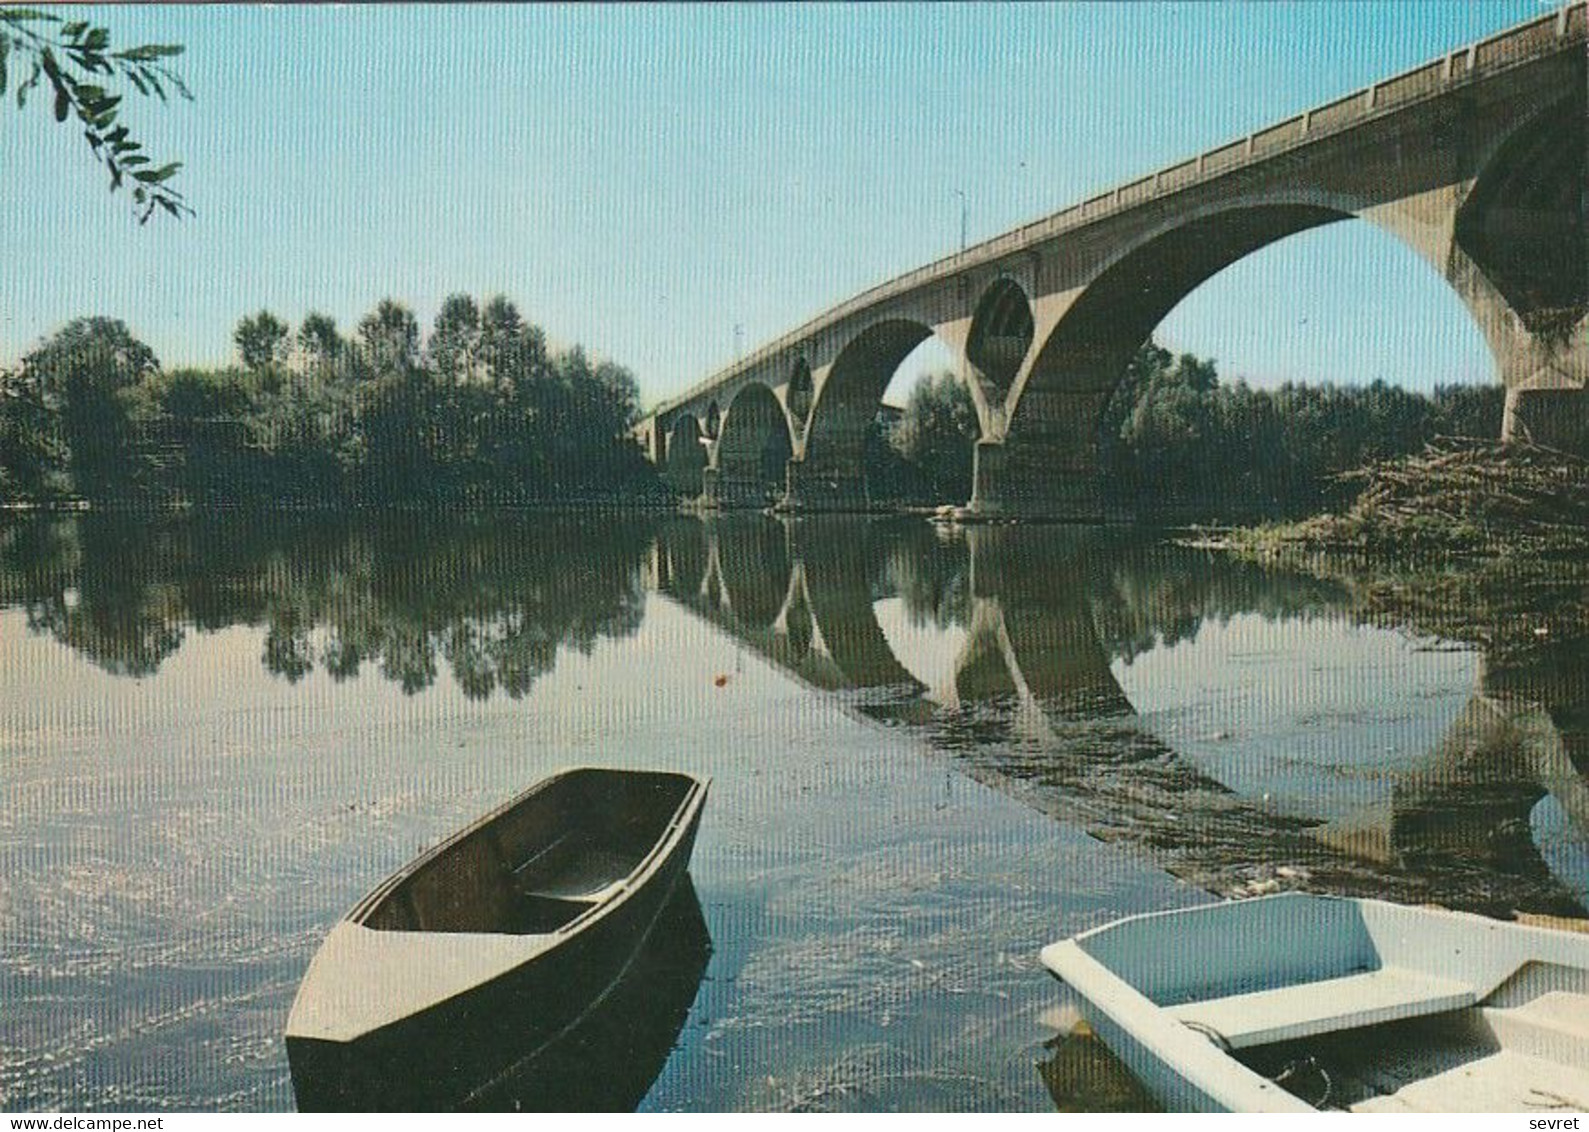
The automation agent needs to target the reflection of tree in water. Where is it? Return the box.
[871,525,1347,666]
[1,517,187,678]
[247,515,652,698]
[1089,544,1348,664]
[876,524,971,631]
[0,513,652,699]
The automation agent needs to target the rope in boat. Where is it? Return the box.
[1272,1055,1333,1110]
[1180,1021,1336,1110]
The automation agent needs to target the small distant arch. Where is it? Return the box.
[664,413,708,493]
[787,358,814,428]
[967,277,1035,399]
[717,382,794,502]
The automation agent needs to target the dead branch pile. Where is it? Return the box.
[1285,438,1589,558]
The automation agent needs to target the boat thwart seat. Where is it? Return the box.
[1168,967,1477,1050]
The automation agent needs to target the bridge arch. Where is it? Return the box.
[663,413,708,495]
[967,277,1036,404]
[793,318,936,509]
[714,383,794,507]
[787,358,814,433]
[1454,93,1587,345]
[983,202,1350,516]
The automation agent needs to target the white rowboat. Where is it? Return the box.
[1040,893,1589,1112]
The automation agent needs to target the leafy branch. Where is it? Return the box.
[1,8,192,223]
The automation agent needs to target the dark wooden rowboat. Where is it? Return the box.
[285,767,710,1108]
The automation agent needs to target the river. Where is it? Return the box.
[2,512,1584,1111]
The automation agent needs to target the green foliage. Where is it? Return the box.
[233,311,290,372]
[1,9,191,222]
[889,371,980,502]
[0,363,64,501]
[1097,341,1507,518]
[0,295,657,510]
[17,317,159,501]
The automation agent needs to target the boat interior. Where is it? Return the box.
[1077,895,1589,1111]
[1235,961,1589,1111]
[358,770,698,935]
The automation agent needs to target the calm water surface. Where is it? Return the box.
[2,513,1584,1111]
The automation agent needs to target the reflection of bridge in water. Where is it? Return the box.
[650,516,1589,916]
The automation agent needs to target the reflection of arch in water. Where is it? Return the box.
[648,516,1589,914]
[936,526,1131,724]
[708,516,793,631]
[653,518,711,606]
[1311,659,1589,913]
[788,518,924,694]
[645,516,926,698]
[924,527,1589,913]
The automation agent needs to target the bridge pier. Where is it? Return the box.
[966,439,1104,521]
[782,458,870,512]
[1507,388,1589,456]
[709,470,784,510]
[698,466,722,508]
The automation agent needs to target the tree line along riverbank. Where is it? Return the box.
[3,306,1506,521]
[0,298,662,510]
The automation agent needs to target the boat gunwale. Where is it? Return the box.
[343,766,710,937]
[1042,893,1589,1113]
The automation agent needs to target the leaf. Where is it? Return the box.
[83,27,108,51]
[121,153,150,166]
[0,39,7,98]
[17,61,40,109]
[62,20,87,39]
[133,162,180,184]
[53,86,69,122]
[126,69,146,96]
[0,10,61,23]
[115,43,184,62]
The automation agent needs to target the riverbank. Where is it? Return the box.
[1192,439,1589,663]
[1213,439,1589,560]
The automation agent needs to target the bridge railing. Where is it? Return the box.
[649,3,1584,423]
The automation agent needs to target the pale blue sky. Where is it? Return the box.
[0,3,1557,402]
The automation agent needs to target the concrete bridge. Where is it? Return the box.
[648,516,1589,913]
[638,8,1588,518]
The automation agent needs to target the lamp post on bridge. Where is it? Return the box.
[954,189,968,251]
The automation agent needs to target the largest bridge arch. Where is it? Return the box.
[640,8,1587,517]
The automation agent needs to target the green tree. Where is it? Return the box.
[892,371,979,501]
[296,312,344,369]
[20,317,158,500]
[427,294,482,385]
[0,363,64,500]
[234,311,290,373]
[1,9,191,222]
[358,300,420,375]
